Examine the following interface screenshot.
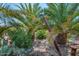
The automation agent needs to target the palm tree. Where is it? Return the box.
[43,3,79,56]
[0,3,10,37]
[0,3,21,47]
[3,3,43,41]
[0,3,11,47]
[17,3,43,40]
[44,3,79,45]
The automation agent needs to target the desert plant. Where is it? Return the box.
[35,30,47,39]
[1,3,43,41]
[7,27,32,48]
[0,43,33,56]
[44,3,79,44]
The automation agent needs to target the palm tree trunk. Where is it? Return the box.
[32,32,35,41]
[28,28,35,41]
[43,16,68,55]
[0,43,1,47]
[55,32,68,56]
[43,17,62,55]
[43,16,53,44]
[55,32,67,45]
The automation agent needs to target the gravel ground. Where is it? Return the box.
[29,39,69,56]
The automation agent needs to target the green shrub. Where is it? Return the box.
[7,28,32,48]
[35,30,48,40]
[0,44,33,56]
[0,45,15,56]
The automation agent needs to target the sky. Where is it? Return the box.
[40,3,48,8]
[9,3,48,10]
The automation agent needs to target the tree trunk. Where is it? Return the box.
[43,16,61,55]
[32,29,36,41]
[55,32,67,45]
[32,32,35,41]
[44,17,61,55]
[54,32,68,56]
